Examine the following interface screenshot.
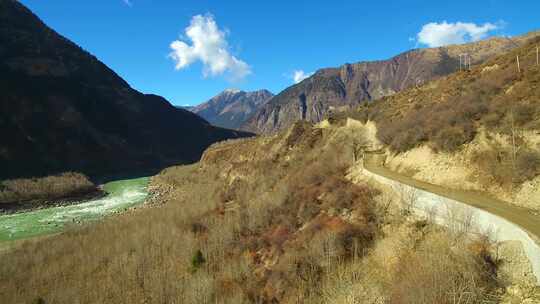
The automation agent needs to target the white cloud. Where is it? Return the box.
[417,21,500,47]
[292,70,313,84]
[169,14,251,81]
[122,0,132,7]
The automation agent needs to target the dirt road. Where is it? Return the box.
[364,156,540,239]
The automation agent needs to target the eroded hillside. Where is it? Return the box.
[2,121,538,303]
[341,36,540,210]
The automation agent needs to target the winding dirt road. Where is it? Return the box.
[363,154,540,284]
[364,156,540,239]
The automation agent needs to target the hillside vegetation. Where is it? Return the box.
[1,2,539,302]
[0,122,510,303]
[336,38,540,206]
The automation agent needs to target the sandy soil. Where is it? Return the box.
[374,127,540,211]
[363,156,540,241]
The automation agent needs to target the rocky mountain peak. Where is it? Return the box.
[243,31,540,134]
[191,89,274,130]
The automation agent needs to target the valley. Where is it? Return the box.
[2,0,540,303]
[0,0,251,180]
[3,119,540,303]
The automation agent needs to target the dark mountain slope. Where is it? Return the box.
[244,32,539,133]
[0,0,250,179]
[191,89,274,129]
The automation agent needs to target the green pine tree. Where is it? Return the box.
[191,249,206,272]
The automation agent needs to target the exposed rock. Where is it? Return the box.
[191,89,274,130]
[244,32,540,134]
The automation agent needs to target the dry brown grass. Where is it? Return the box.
[326,40,540,194]
[0,123,502,303]
[0,165,239,303]
[387,233,497,304]
[318,221,499,304]
[0,124,376,303]
[472,145,540,187]
[336,39,540,156]
[0,172,96,204]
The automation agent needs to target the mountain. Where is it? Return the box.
[0,0,251,179]
[337,35,540,210]
[191,89,274,129]
[243,32,540,134]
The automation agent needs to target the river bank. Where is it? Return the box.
[0,189,106,215]
[0,176,150,242]
[0,172,103,213]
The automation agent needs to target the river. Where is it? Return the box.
[0,176,149,242]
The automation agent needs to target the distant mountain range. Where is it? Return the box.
[190,89,274,130]
[243,32,540,134]
[0,0,250,179]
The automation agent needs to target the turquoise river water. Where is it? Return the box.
[0,177,149,242]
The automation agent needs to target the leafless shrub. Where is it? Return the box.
[443,202,478,239]
[373,190,394,225]
[431,124,476,152]
[0,121,502,303]
[392,184,419,216]
[513,103,536,126]
[388,234,497,304]
[423,202,441,225]
[516,149,540,182]
[473,147,540,186]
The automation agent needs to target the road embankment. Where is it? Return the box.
[363,161,540,285]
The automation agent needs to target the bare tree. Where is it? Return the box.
[393,183,419,216]
[375,190,394,221]
[536,46,539,66]
[424,202,440,225]
[443,202,477,240]
[509,105,523,186]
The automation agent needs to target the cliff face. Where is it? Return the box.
[0,0,251,179]
[191,89,274,130]
[244,33,539,134]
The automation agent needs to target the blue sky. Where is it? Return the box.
[20,0,540,106]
